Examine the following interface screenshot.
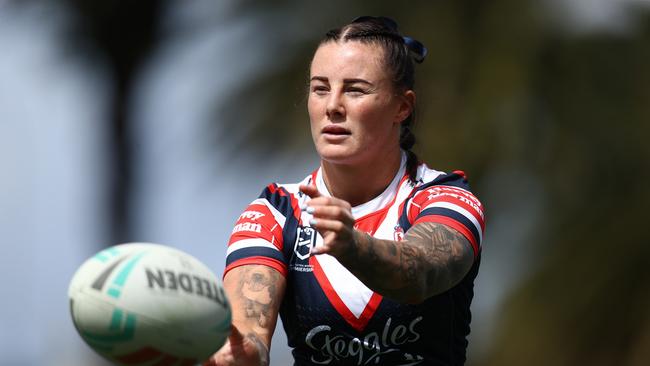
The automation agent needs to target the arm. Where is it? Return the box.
[346,222,474,303]
[301,184,475,304]
[204,264,286,366]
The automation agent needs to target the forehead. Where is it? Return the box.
[310,41,388,81]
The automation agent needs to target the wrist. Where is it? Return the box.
[245,332,269,366]
[338,230,365,264]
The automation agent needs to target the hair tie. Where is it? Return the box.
[350,16,428,63]
[403,36,427,63]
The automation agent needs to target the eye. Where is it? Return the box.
[345,87,367,96]
[311,85,329,96]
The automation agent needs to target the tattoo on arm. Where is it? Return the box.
[404,222,474,296]
[246,332,270,366]
[345,222,474,303]
[237,266,281,329]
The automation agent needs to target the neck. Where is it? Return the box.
[320,149,403,207]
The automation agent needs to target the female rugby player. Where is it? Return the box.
[206,16,485,366]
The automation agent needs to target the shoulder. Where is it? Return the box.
[405,163,485,255]
[411,164,483,214]
[247,171,316,220]
[258,171,314,201]
[414,163,472,190]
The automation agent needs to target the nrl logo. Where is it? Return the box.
[294,226,316,260]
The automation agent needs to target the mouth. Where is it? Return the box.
[321,125,351,136]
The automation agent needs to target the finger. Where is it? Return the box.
[299,184,321,199]
[309,217,347,233]
[310,229,345,255]
[308,205,353,222]
[310,243,330,255]
[309,232,334,255]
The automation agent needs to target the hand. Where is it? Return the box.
[203,325,268,366]
[299,184,356,258]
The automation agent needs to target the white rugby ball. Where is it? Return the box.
[69,243,231,365]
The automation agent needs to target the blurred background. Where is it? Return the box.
[1,0,649,365]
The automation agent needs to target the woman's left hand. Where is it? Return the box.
[299,184,356,258]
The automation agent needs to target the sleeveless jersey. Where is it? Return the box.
[224,156,485,366]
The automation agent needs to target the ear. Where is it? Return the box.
[394,90,416,124]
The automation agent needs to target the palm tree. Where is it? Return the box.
[60,0,164,244]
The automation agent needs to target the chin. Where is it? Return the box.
[316,144,364,165]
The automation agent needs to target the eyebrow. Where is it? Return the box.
[310,76,374,86]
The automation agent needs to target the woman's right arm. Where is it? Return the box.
[204,264,286,366]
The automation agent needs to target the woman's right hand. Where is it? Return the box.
[203,325,269,366]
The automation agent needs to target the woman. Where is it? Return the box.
[206,16,485,366]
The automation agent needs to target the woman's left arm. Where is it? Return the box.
[301,185,475,304]
[348,223,474,304]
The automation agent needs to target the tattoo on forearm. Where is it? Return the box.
[348,222,473,302]
[237,267,281,329]
[246,332,270,366]
[405,223,472,295]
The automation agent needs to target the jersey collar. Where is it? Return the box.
[315,152,407,220]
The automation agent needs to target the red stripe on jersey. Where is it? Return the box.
[420,195,484,231]
[407,198,422,224]
[452,170,467,180]
[444,186,483,211]
[289,194,302,222]
[223,257,288,278]
[271,184,302,222]
[267,183,278,194]
[413,215,480,256]
[354,175,413,236]
[411,186,484,227]
[310,256,382,332]
[228,203,283,248]
[358,292,383,329]
[413,186,482,209]
[310,170,318,185]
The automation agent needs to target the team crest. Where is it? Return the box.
[294,226,316,260]
[394,225,405,242]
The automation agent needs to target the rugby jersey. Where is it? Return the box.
[225,154,485,366]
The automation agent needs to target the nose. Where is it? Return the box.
[326,91,345,121]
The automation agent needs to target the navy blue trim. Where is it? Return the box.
[398,207,414,232]
[422,172,470,191]
[418,207,480,244]
[398,172,472,232]
[226,247,286,266]
[260,185,300,263]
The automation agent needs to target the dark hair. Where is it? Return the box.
[319,16,427,182]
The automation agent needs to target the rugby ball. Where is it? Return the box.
[69,243,231,365]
